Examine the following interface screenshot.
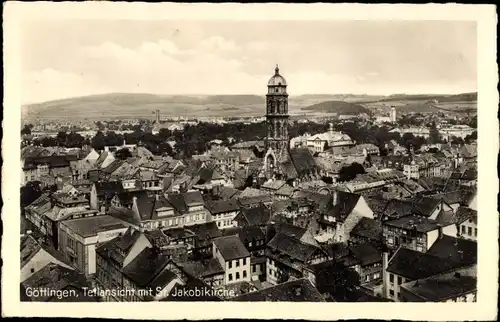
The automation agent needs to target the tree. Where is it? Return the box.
[338,162,365,182]
[314,261,361,302]
[21,124,32,135]
[464,131,477,144]
[21,181,42,207]
[91,131,106,150]
[429,123,442,144]
[115,147,133,160]
[56,131,68,147]
[65,131,85,148]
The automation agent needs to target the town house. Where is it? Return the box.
[213,235,251,285]
[266,233,329,285]
[58,214,131,275]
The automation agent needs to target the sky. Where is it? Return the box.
[21,20,477,104]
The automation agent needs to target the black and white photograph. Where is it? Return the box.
[2,2,498,320]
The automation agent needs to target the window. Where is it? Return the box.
[474,228,477,237]
[269,269,272,276]
[236,260,240,267]
[252,265,256,273]
[236,272,240,280]
[30,268,35,273]
[228,274,233,281]
[228,261,232,269]
[389,274,394,284]
[243,258,246,265]
[462,225,466,234]
[397,276,402,285]
[248,241,253,247]
[468,227,472,236]
[243,270,247,278]
[389,290,395,296]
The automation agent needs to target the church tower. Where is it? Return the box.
[265,65,289,162]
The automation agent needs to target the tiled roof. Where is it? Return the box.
[205,199,241,215]
[383,215,440,233]
[21,263,96,302]
[122,248,173,288]
[213,235,250,260]
[386,247,463,280]
[232,278,325,302]
[427,235,477,265]
[455,206,477,225]
[348,242,382,266]
[267,233,322,263]
[289,148,318,174]
[317,191,361,222]
[350,217,382,241]
[237,205,272,226]
[177,258,224,278]
[400,265,476,301]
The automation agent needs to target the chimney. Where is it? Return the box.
[437,223,443,239]
[155,194,160,201]
[332,190,338,206]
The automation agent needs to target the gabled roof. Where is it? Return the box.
[317,191,362,222]
[386,247,464,280]
[350,217,382,241]
[20,234,68,268]
[427,235,477,265]
[213,235,250,260]
[101,160,126,174]
[237,205,272,226]
[455,206,477,225]
[267,233,324,263]
[122,248,174,288]
[289,148,318,174]
[21,263,95,302]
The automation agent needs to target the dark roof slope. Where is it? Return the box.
[205,199,241,214]
[349,243,382,266]
[213,235,250,260]
[386,247,464,280]
[232,278,325,302]
[350,217,382,241]
[238,205,272,226]
[289,148,318,174]
[267,233,322,263]
[427,235,477,265]
[122,248,172,287]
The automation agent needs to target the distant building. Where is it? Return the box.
[390,107,397,123]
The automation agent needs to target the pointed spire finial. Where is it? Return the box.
[275,64,279,75]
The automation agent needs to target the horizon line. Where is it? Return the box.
[22,90,479,106]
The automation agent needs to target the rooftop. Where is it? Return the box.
[400,265,476,301]
[213,235,251,261]
[232,278,325,302]
[62,215,129,238]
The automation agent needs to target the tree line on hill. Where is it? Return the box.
[29,120,476,158]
